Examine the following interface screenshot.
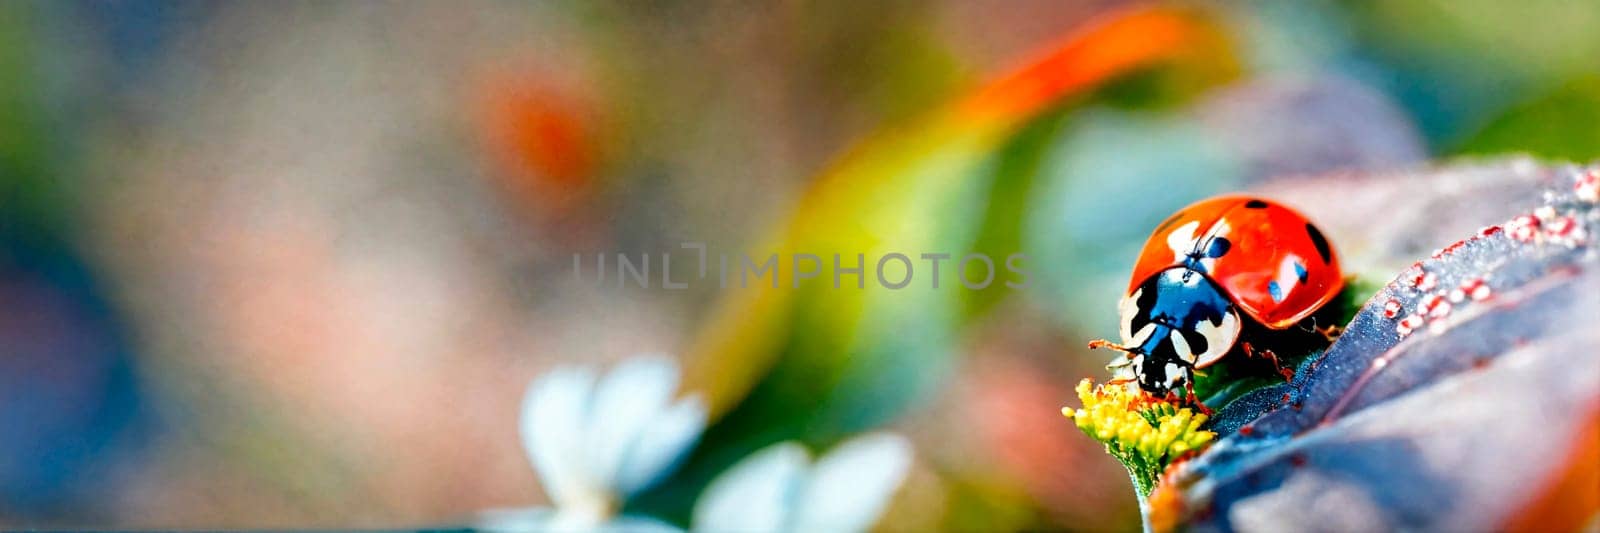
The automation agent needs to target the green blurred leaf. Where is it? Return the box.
[641,6,1241,526]
[1457,76,1600,161]
[0,3,75,241]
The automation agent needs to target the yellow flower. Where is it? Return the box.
[1062,379,1215,496]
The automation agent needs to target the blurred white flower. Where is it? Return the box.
[481,356,914,532]
[482,355,708,532]
[691,433,913,533]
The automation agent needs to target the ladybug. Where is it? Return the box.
[1092,195,1344,399]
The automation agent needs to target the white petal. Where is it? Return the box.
[522,367,599,510]
[691,442,808,533]
[615,394,707,497]
[790,433,913,533]
[477,508,686,533]
[586,356,681,493]
[602,515,687,533]
[477,507,556,533]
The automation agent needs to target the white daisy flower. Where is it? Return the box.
[691,433,913,533]
[482,355,708,533]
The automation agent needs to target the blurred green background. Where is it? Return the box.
[2,0,1598,529]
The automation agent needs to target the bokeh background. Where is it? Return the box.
[3,0,1598,529]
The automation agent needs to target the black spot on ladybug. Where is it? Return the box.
[1305,223,1332,264]
[1244,199,1269,208]
[1205,236,1231,258]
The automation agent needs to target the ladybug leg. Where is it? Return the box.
[1275,360,1296,382]
[1242,342,1295,382]
[1090,339,1143,374]
[1299,318,1344,341]
[1181,378,1213,415]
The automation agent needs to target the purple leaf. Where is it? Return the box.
[1162,160,1600,531]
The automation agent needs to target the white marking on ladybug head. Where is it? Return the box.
[1117,290,1142,344]
[1127,323,1156,348]
[1191,309,1241,368]
[1169,329,1196,365]
[1163,363,1184,390]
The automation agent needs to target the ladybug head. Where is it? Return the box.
[1106,267,1242,396]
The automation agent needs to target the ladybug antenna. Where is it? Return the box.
[1088,339,1141,357]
